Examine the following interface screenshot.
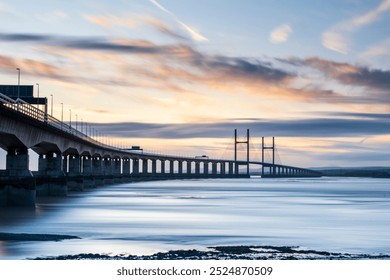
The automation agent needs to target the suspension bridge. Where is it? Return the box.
[0,91,321,206]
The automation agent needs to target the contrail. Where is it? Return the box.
[149,0,208,42]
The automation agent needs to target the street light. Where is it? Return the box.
[16,68,20,100]
[36,83,40,110]
[50,94,53,116]
[76,114,78,131]
[61,103,63,130]
[69,109,72,129]
[61,103,63,122]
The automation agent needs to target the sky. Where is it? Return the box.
[0,0,390,168]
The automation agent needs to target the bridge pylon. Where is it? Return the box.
[262,137,275,176]
[234,129,250,175]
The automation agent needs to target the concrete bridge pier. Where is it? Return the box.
[122,158,131,182]
[123,159,130,175]
[204,162,209,175]
[170,160,174,175]
[67,155,84,191]
[220,162,226,175]
[160,160,166,175]
[229,162,234,175]
[178,161,183,175]
[0,148,35,207]
[92,156,104,186]
[142,159,148,175]
[37,152,67,197]
[132,158,139,175]
[113,158,121,183]
[82,155,95,188]
[152,159,157,175]
[195,162,200,175]
[103,157,114,184]
[212,162,217,176]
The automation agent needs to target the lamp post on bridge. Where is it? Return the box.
[61,103,63,129]
[16,68,20,100]
[61,103,63,122]
[69,109,72,130]
[75,114,78,131]
[16,68,20,111]
[50,94,53,116]
[36,83,39,110]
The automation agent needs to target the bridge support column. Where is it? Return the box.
[82,156,92,175]
[69,155,81,174]
[103,158,112,175]
[178,161,183,175]
[132,158,139,175]
[37,152,67,197]
[112,158,121,183]
[1,148,35,207]
[92,157,103,186]
[228,162,234,175]
[212,163,217,176]
[186,161,191,174]
[152,159,157,175]
[123,159,130,175]
[122,158,130,182]
[6,148,31,178]
[82,156,94,188]
[142,159,148,175]
[103,158,114,184]
[204,162,209,175]
[68,155,84,191]
[62,155,68,173]
[170,161,174,175]
[235,162,239,175]
[160,160,165,175]
[195,162,200,175]
[220,162,226,175]
[92,157,102,175]
[113,159,121,175]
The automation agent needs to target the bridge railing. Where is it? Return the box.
[0,92,118,150]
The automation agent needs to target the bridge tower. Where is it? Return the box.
[262,137,275,176]
[234,129,250,175]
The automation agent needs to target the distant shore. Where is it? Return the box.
[0,232,80,242]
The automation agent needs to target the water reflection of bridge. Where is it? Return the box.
[0,93,321,206]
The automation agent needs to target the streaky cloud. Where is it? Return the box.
[322,0,390,54]
[149,0,208,42]
[84,14,190,41]
[0,32,190,55]
[92,114,390,139]
[293,56,390,92]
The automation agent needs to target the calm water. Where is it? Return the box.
[1,177,390,259]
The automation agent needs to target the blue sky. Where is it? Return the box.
[0,0,390,168]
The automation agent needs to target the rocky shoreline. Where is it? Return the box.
[2,233,388,260]
[31,245,390,260]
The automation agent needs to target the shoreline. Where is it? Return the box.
[1,233,389,260]
[0,232,80,242]
[31,245,390,260]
